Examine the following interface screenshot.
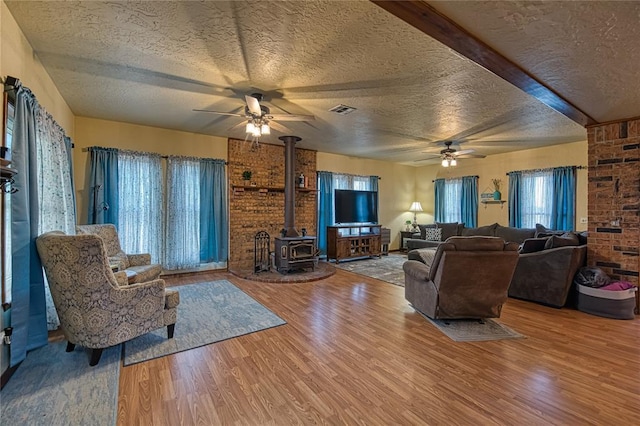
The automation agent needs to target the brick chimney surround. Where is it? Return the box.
[227,138,317,273]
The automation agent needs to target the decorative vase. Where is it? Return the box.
[493,190,501,201]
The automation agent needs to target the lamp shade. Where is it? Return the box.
[409,201,423,213]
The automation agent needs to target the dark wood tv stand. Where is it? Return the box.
[327,225,382,263]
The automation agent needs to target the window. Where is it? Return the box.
[89,148,228,270]
[520,171,553,228]
[434,176,478,227]
[440,178,462,223]
[117,151,163,263]
[508,167,576,230]
[2,98,15,305]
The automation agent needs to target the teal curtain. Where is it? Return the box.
[87,147,119,225]
[64,136,76,212]
[200,159,228,262]
[434,178,446,222]
[9,86,47,366]
[552,166,576,230]
[461,176,478,227]
[317,171,333,255]
[508,172,522,227]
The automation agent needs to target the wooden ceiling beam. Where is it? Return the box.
[371,0,597,127]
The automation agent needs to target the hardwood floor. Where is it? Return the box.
[118,270,640,425]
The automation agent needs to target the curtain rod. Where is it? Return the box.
[82,146,227,163]
[317,171,381,180]
[506,165,586,175]
[431,175,479,182]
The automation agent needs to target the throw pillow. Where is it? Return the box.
[535,223,566,238]
[461,223,497,236]
[436,222,460,241]
[519,237,549,254]
[424,227,442,242]
[544,232,580,249]
[419,224,436,240]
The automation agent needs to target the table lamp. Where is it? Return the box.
[409,201,423,232]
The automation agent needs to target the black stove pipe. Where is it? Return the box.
[279,135,302,237]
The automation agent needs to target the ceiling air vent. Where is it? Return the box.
[329,104,357,115]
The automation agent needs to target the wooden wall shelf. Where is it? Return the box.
[481,200,506,209]
[232,185,316,194]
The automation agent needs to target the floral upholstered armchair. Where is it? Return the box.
[36,231,179,366]
[76,223,162,283]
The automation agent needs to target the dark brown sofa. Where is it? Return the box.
[508,237,587,308]
[406,222,535,251]
[403,236,520,319]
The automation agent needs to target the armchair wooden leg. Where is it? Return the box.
[167,323,175,339]
[89,348,104,366]
[66,342,76,352]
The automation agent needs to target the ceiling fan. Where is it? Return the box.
[193,93,315,139]
[417,141,486,167]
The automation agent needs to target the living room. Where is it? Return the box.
[1,1,639,424]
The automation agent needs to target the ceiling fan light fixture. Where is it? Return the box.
[450,158,457,166]
[260,122,270,135]
[246,122,256,134]
[442,158,449,167]
[252,126,261,137]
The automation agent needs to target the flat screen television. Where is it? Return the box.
[334,189,378,224]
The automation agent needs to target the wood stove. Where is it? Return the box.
[274,236,317,273]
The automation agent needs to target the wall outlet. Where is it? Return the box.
[580,217,588,224]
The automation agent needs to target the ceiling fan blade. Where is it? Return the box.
[453,149,475,156]
[268,121,291,133]
[245,95,262,116]
[457,153,487,159]
[416,153,442,159]
[227,121,247,132]
[268,114,316,122]
[193,109,245,117]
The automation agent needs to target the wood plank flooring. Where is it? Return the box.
[118,269,640,425]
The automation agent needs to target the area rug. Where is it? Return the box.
[426,317,525,342]
[123,280,286,365]
[334,253,406,286]
[1,342,120,425]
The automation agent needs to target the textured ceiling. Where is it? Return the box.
[6,1,632,165]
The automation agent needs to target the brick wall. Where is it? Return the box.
[587,119,640,286]
[227,138,317,271]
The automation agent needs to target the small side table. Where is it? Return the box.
[381,227,391,255]
[400,230,415,252]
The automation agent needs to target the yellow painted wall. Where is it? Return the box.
[1,1,74,135]
[74,116,228,224]
[317,152,417,249]
[414,140,589,231]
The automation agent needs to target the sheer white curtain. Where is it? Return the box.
[117,150,163,263]
[333,174,371,190]
[164,157,200,270]
[442,178,462,223]
[35,108,75,329]
[520,170,554,228]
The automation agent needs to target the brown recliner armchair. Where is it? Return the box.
[403,236,520,319]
